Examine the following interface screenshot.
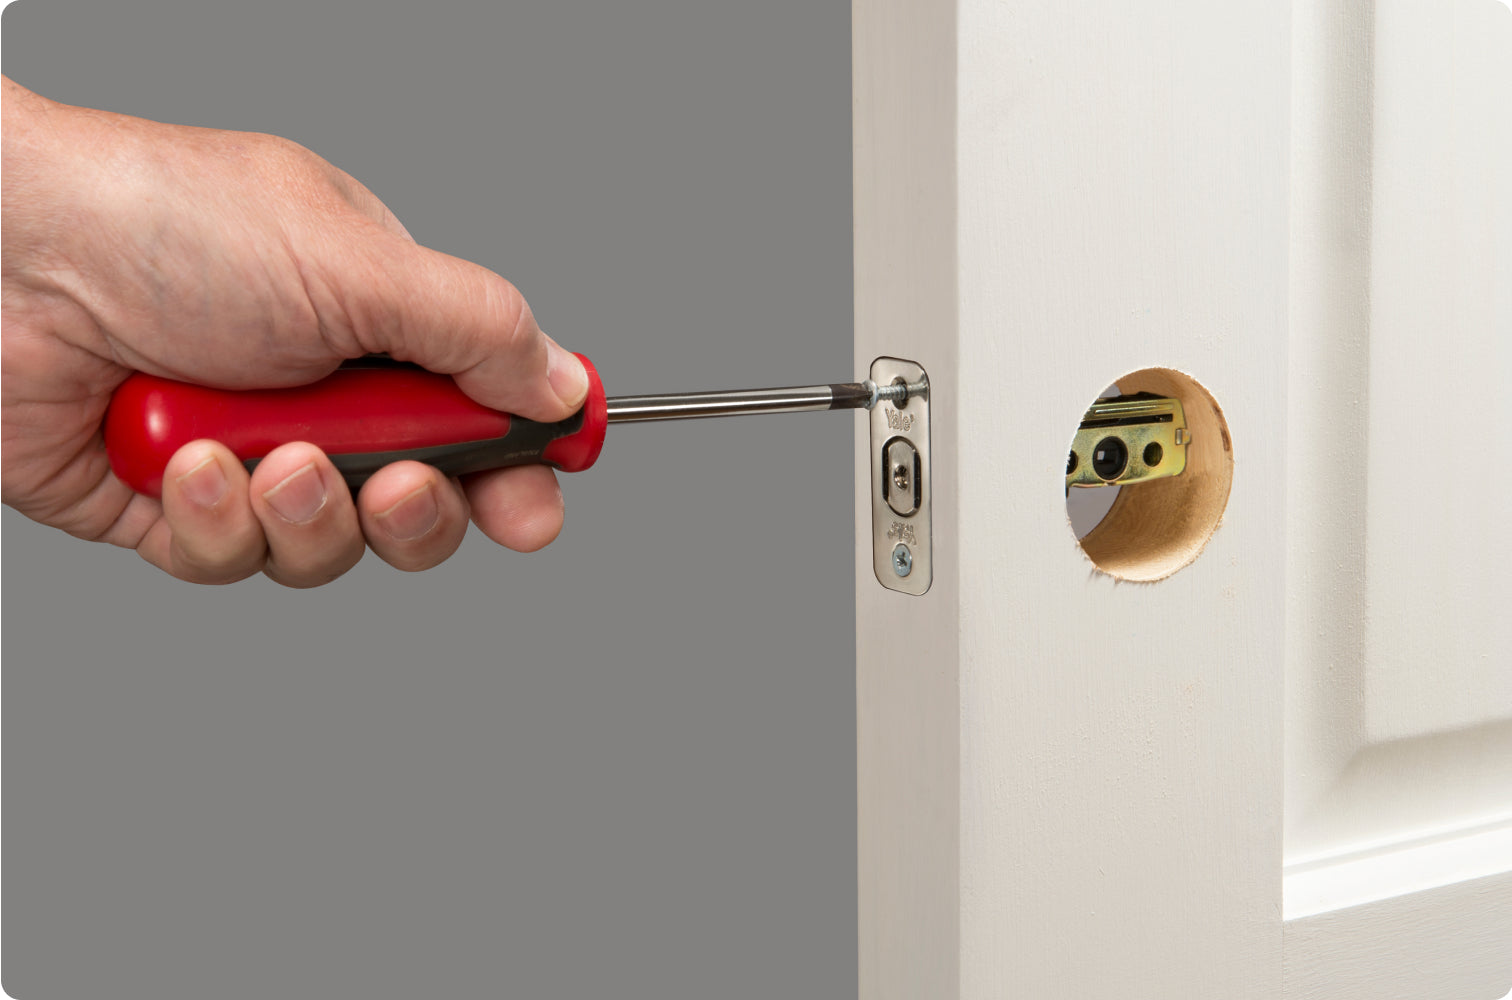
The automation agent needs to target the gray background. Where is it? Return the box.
[1,2,854,997]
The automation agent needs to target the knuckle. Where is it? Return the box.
[256,132,324,177]
[488,275,537,356]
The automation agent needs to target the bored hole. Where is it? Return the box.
[1064,368,1233,581]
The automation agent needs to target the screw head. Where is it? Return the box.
[893,464,910,490]
[891,543,913,577]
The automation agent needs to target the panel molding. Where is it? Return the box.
[1285,0,1512,901]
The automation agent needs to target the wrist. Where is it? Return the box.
[2,78,89,289]
[1,79,146,344]
[3,79,50,257]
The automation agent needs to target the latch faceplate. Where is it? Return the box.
[869,357,931,596]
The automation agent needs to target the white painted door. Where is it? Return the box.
[853,0,1512,996]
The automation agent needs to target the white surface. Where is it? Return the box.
[1284,1,1512,989]
[853,0,958,993]
[856,0,1512,995]
[1360,0,1512,744]
[1285,823,1512,920]
[1284,869,1512,1000]
[857,0,1287,995]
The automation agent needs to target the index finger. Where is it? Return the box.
[343,236,590,424]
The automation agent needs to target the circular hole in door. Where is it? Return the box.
[1064,368,1233,581]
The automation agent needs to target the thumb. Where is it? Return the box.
[351,237,590,423]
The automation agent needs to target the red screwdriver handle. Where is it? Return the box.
[104,353,608,498]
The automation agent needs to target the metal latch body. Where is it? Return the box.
[1067,394,1189,488]
[869,357,931,596]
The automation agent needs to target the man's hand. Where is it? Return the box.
[1,76,589,586]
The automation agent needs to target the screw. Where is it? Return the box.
[869,378,930,408]
[893,464,910,490]
[891,543,913,577]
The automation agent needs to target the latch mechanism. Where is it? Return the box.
[1067,394,1189,489]
[869,357,932,596]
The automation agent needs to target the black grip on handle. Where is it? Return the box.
[248,408,588,491]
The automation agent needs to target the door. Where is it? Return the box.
[853,0,1512,996]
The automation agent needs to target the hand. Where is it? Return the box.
[1,76,589,586]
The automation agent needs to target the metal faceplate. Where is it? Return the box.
[869,357,931,595]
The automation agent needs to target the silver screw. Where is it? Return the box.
[865,377,930,409]
[893,464,910,491]
[891,544,913,577]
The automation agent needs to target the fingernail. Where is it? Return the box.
[546,340,589,410]
[176,455,228,508]
[375,482,439,541]
[263,463,328,524]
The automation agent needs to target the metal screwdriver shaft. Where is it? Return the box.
[605,377,929,423]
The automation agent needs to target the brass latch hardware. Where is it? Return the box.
[1067,394,1189,488]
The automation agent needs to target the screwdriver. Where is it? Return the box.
[104,354,930,498]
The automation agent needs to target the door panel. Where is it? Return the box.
[1361,0,1512,745]
[1284,0,1512,942]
